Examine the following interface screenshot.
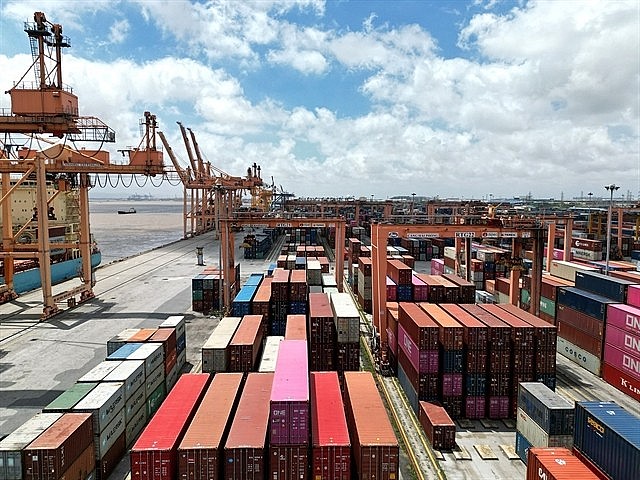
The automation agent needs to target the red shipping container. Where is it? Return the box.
[606,303,640,337]
[130,374,210,480]
[419,303,463,350]
[228,315,264,372]
[601,361,640,402]
[177,373,243,480]
[439,304,488,351]
[252,277,272,320]
[466,349,488,373]
[128,328,158,343]
[499,304,557,351]
[387,259,412,285]
[527,448,600,480]
[308,293,335,344]
[285,315,307,341]
[480,304,534,348]
[557,321,603,358]
[269,445,308,480]
[462,304,511,349]
[571,447,608,480]
[419,402,456,450]
[556,304,603,338]
[271,269,290,302]
[398,303,439,350]
[149,328,177,364]
[23,413,94,480]
[289,270,308,302]
[358,256,372,276]
[495,277,511,296]
[224,373,274,480]
[61,443,96,480]
[541,275,574,302]
[343,372,399,480]
[310,372,351,480]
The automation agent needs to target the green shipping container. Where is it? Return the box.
[192,290,203,301]
[146,383,166,418]
[539,296,556,318]
[521,289,530,305]
[43,382,98,412]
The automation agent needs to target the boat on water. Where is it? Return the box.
[118,207,137,214]
[0,178,102,295]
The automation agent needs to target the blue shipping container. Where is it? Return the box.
[534,374,556,392]
[245,273,264,287]
[515,431,532,465]
[442,350,464,373]
[288,301,307,315]
[397,285,413,302]
[557,287,615,322]
[575,270,634,303]
[233,284,258,303]
[574,401,640,480]
[107,342,143,360]
[517,382,574,436]
[397,363,419,414]
[465,373,487,396]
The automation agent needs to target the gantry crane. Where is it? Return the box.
[0,12,166,318]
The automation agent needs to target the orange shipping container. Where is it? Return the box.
[527,448,599,480]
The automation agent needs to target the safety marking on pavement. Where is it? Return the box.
[500,444,520,460]
[474,444,499,460]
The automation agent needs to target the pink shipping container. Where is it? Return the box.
[606,303,640,337]
[398,324,439,374]
[603,342,640,381]
[442,373,463,396]
[430,258,444,275]
[412,275,428,302]
[311,372,351,480]
[270,340,310,445]
[224,373,274,480]
[605,324,640,358]
[386,277,397,302]
[464,396,486,419]
[488,396,510,419]
[628,285,640,308]
[130,374,210,480]
[601,362,640,402]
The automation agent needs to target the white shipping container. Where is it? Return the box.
[557,336,601,376]
[73,382,125,434]
[444,246,457,260]
[476,250,495,262]
[571,248,603,261]
[125,404,147,449]
[0,413,63,480]
[124,385,146,424]
[95,409,125,458]
[159,315,186,339]
[516,407,573,449]
[145,365,165,396]
[127,343,164,377]
[258,336,284,372]
[78,361,122,383]
[324,287,339,294]
[322,274,338,288]
[103,360,145,401]
[330,292,360,343]
[549,260,598,282]
[201,317,242,373]
[306,260,322,286]
[106,328,141,356]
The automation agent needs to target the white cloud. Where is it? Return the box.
[108,19,129,44]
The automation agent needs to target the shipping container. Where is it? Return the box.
[605,323,640,359]
[228,315,264,373]
[557,336,601,375]
[177,373,243,480]
[126,404,147,448]
[224,373,274,480]
[127,343,165,378]
[549,260,598,282]
[343,372,399,480]
[387,259,412,285]
[159,315,186,342]
[439,304,488,351]
[557,321,603,358]
[77,361,122,383]
[43,383,98,413]
[441,274,476,303]
[419,303,463,350]
[480,304,535,348]
[0,413,62,480]
[556,304,603,339]
[518,383,573,436]
[516,407,573,449]
[71,382,125,435]
[106,328,141,356]
[398,303,439,350]
[526,447,599,480]
[149,328,178,375]
[127,328,158,344]
[627,284,640,308]
[601,361,640,402]
[201,317,242,373]
[268,446,309,480]
[603,342,640,381]
[145,365,166,399]
[130,374,210,480]
[418,402,456,450]
[460,304,511,349]
[308,293,334,344]
[270,340,309,445]
[107,342,144,361]
[575,270,635,303]
[23,413,93,480]
[60,443,95,480]
[557,287,615,323]
[515,430,532,464]
[102,360,145,401]
[330,293,360,343]
[258,336,284,373]
[310,372,350,480]
[573,402,640,480]
[284,315,307,341]
[606,303,640,337]
[97,431,125,480]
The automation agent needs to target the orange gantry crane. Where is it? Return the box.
[0,12,166,318]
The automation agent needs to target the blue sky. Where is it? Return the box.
[1,0,638,201]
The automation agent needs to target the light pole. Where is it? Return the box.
[605,184,620,275]
[411,192,416,215]
[587,192,593,235]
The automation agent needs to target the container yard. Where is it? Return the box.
[2,7,640,480]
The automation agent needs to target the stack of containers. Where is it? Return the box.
[515,382,574,464]
[348,238,361,289]
[603,303,640,401]
[159,315,187,373]
[308,293,336,371]
[420,303,464,418]
[430,258,445,276]
[269,340,309,479]
[414,274,445,303]
[271,269,290,335]
[259,336,284,373]
[482,304,535,417]
[130,374,210,480]
[439,304,488,419]
[556,287,616,375]
[573,401,640,480]
[125,343,166,419]
[331,292,360,372]
[310,372,351,480]
[343,372,399,480]
[412,274,428,302]
[386,302,400,373]
[306,259,322,290]
[462,305,511,419]
[232,282,259,317]
[386,276,397,302]
[285,314,307,341]
[224,373,274,479]
[252,277,273,325]
[101,360,147,449]
[228,315,264,373]
[526,448,600,480]
[321,274,337,293]
[191,271,222,313]
[72,381,126,479]
[500,304,558,390]
[43,382,99,414]
[201,317,242,373]
[177,373,243,480]
[388,259,413,301]
[0,413,63,480]
[549,260,598,282]
[149,327,178,392]
[357,256,372,313]
[397,302,439,412]
[419,402,456,450]
[289,270,308,315]
[22,413,95,480]
[106,328,143,355]
[442,274,476,303]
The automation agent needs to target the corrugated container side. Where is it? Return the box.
[605,324,640,359]
[601,361,640,402]
[517,383,574,436]
[268,446,309,480]
[106,328,141,356]
[130,374,210,480]
[228,315,264,373]
[102,360,145,401]
[527,448,600,480]
[78,361,122,383]
[575,270,633,303]
[603,343,640,381]
[606,303,640,337]
[59,443,95,480]
[201,317,241,373]
[177,373,243,480]
[72,382,125,434]
[418,402,456,450]
[224,373,274,480]
[516,408,573,450]
[556,336,601,375]
[419,303,463,350]
[127,343,165,378]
